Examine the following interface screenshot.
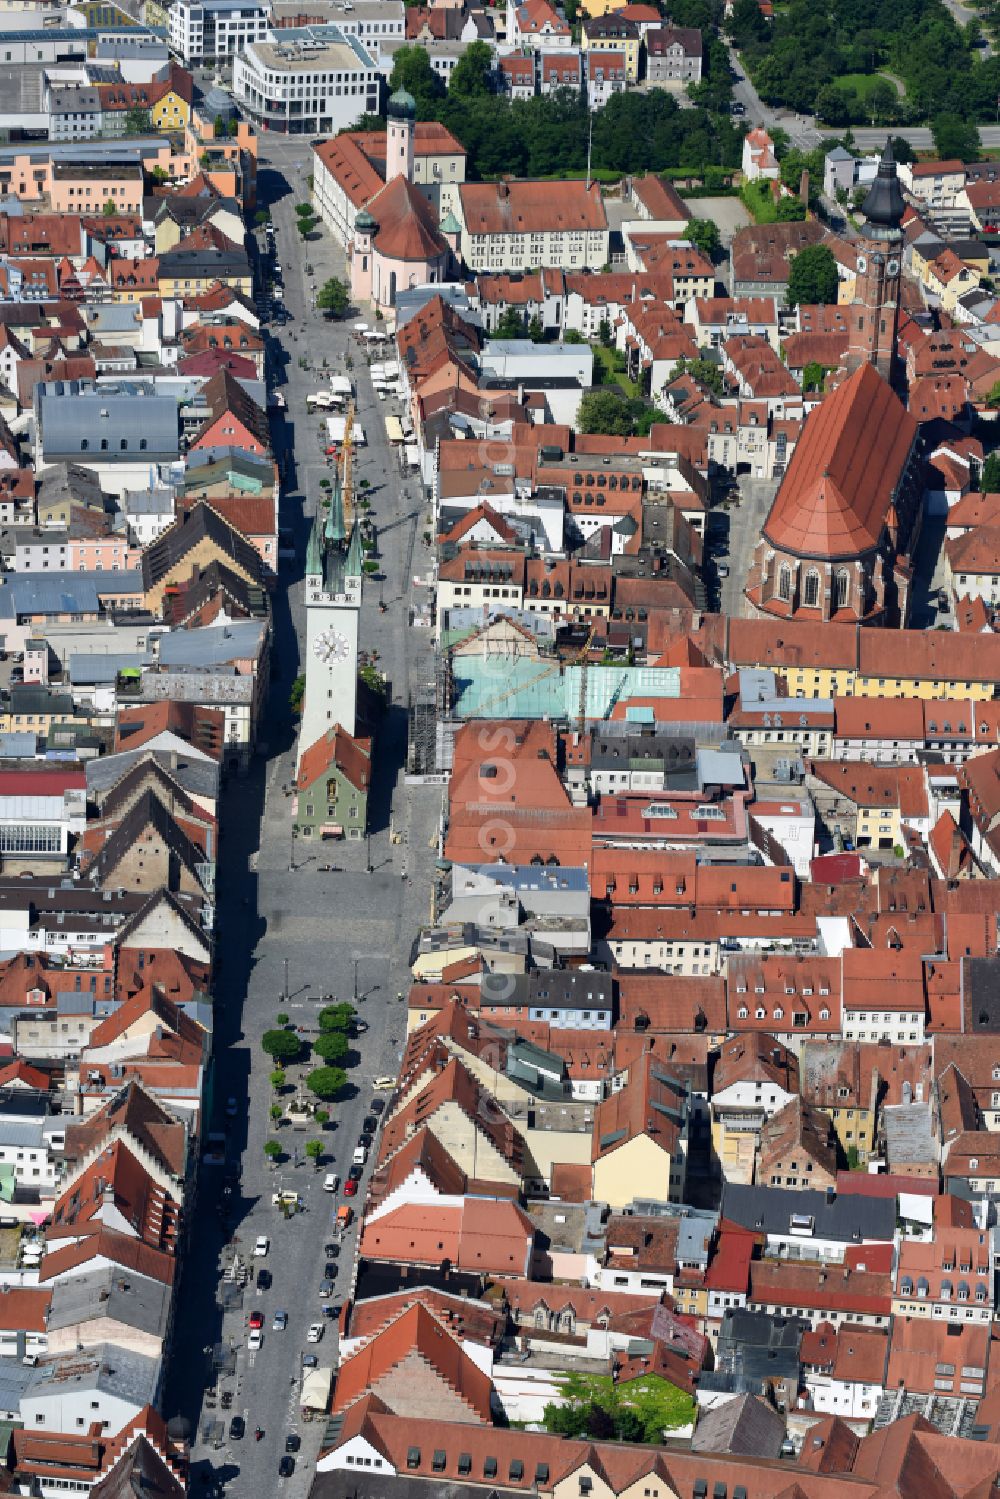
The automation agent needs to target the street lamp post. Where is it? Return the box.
[283,958,289,1003]
[353,958,359,1002]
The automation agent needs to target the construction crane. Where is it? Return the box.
[341,397,355,526]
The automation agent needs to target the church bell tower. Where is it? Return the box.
[845,140,905,385]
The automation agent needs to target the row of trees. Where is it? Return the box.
[382,42,741,180]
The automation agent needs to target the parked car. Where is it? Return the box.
[273,1310,288,1331]
[256,1268,272,1289]
[363,1116,378,1133]
[247,1329,263,1351]
[352,1146,367,1167]
[279,1456,295,1478]
[373,1076,394,1091]
[324,1261,338,1279]
[229,1416,245,1441]
[344,1177,358,1197]
[370,1098,386,1114]
[302,1353,318,1368]
[285,1434,301,1453]
[253,1235,270,1257]
[324,1242,338,1257]
[307,1322,324,1343]
[249,1311,264,1330]
[323,1173,339,1192]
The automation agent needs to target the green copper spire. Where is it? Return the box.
[324,470,346,545]
[345,518,364,581]
[305,512,323,578]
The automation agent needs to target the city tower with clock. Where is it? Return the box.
[297,472,364,771]
[844,140,904,384]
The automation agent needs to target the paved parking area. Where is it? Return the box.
[715,476,778,618]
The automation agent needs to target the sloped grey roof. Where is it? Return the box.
[69,654,152,685]
[691,1393,785,1458]
[0,575,100,618]
[36,381,180,463]
[157,619,265,668]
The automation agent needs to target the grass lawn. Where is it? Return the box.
[833,70,904,99]
[552,1372,696,1438]
[593,342,642,399]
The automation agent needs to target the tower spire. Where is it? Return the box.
[325,468,346,545]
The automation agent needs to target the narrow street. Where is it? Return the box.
[162,143,442,1499]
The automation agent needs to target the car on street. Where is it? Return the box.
[247,1329,263,1351]
[254,1235,270,1257]
[323,1173,339,1192]
[273,1310,288,1330]
[319,1278,335,1298]
[279,1456,295,1478]
[229,1416,245,1441]
[717,563,730,578]
[370,1098,386,1113]
[348,1163,363,1181]
[324,1260,338,1278]
[307,1322,324,1343]
[256,1268,272,1289]
[363,1115,377,1133]
[344,1177,358,1196]
[324,1242,339,1257]
[358,1132,373,1150]
[249,1311,264,1330]
[373,1076,394,1090]
[286,1434,301,1453]
[352,1146,367,1166]
[302,1353,318,1368]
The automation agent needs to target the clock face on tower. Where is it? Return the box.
[312,628,351,664]
[886,257,900,278]
[856,253,867,273]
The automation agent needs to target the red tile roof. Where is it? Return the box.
[763,364,917,559]
[459,179,606,236]
[334,1301,495,1419]
[359,1198,534,1277]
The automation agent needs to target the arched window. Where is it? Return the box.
[778,564,791,602]
[773,1006,784,1021]
[737,1006,748,1019]
[834,570,850,609]
[803,569,820,608]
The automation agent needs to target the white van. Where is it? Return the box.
[352,1146,367,1167]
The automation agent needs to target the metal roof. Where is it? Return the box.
[70,653,153,685]
[0,576,101,618]
[157,621,265,669]
[0,734,38,759]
